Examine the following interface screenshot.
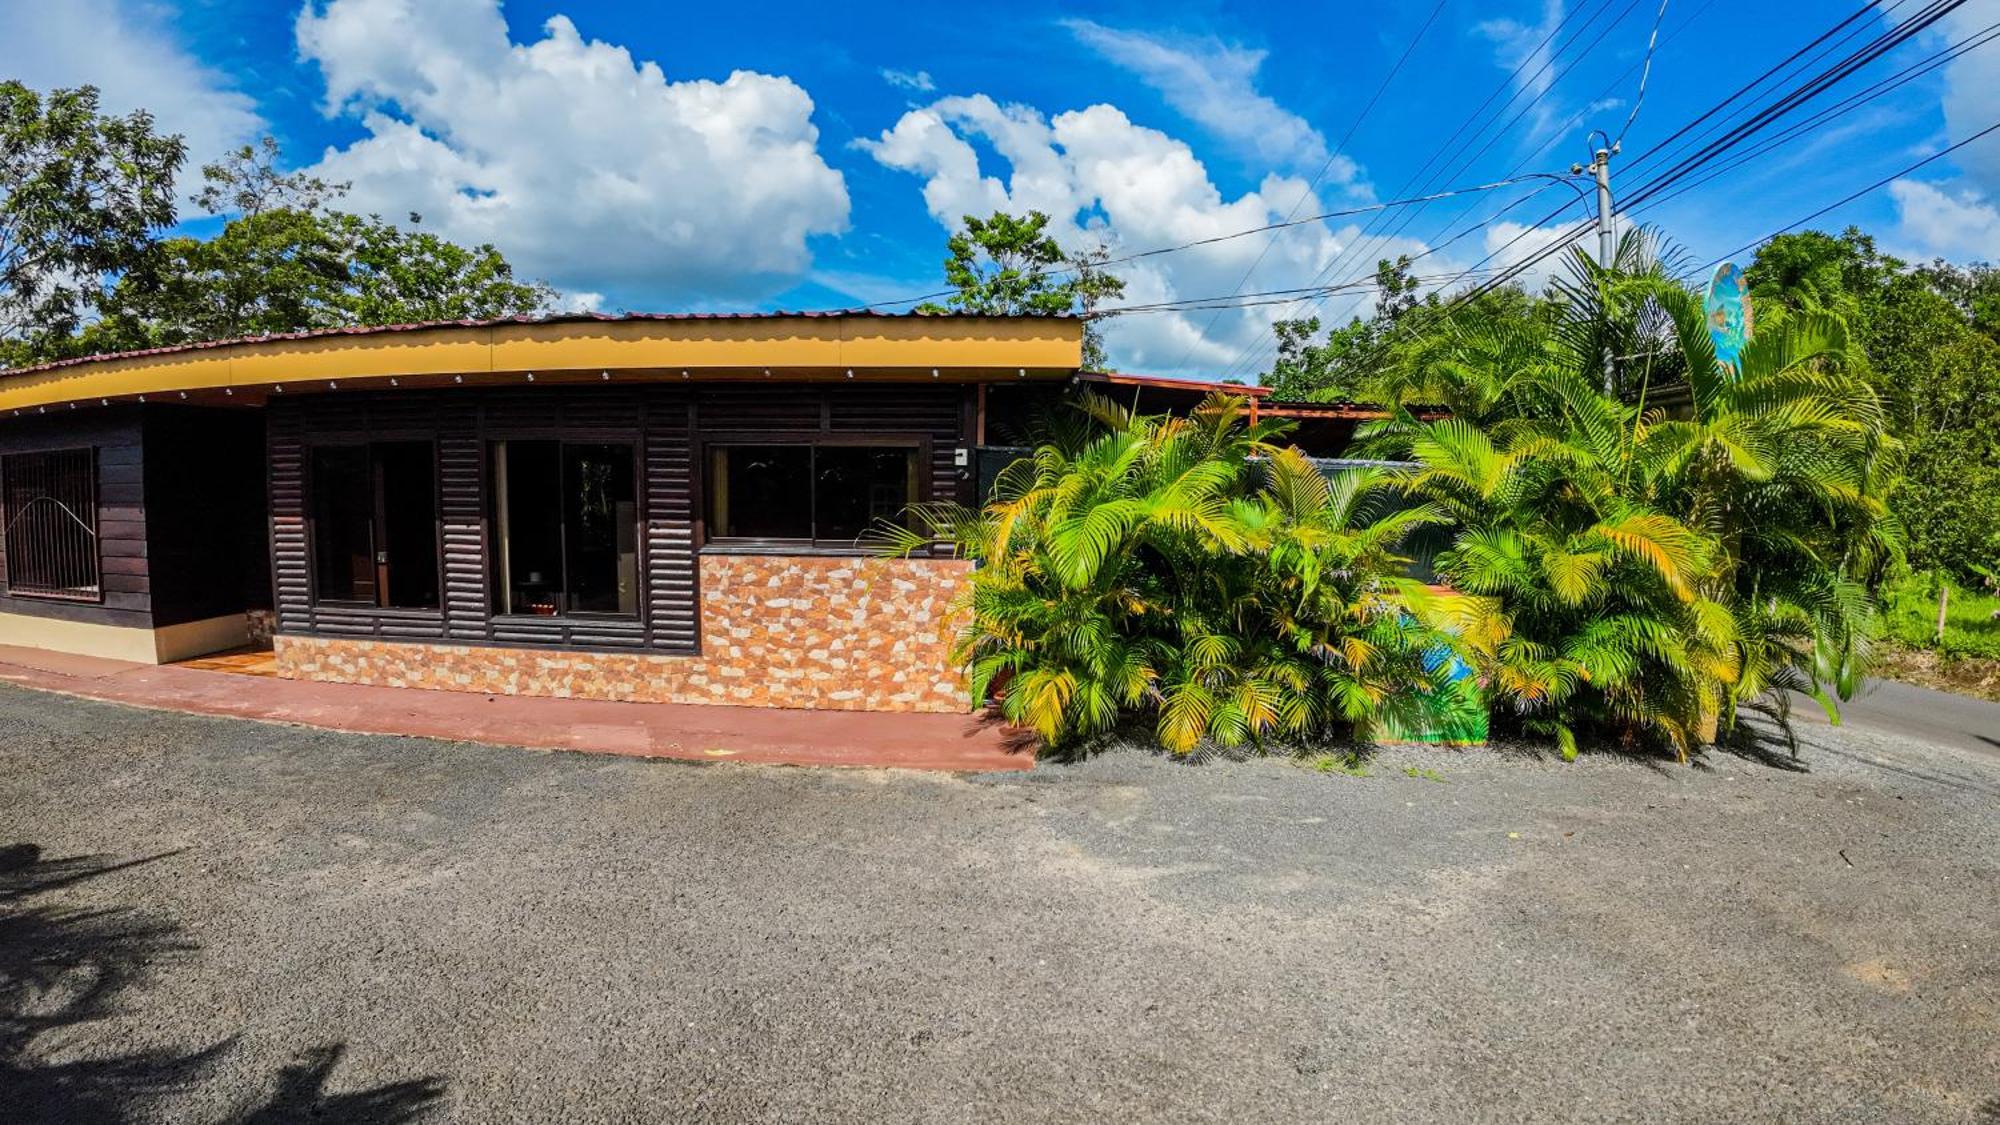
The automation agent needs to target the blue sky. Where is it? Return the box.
[4,0,1997,377]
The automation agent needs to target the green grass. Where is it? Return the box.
[1882,574,2000,661]
[1305,751,1372,777]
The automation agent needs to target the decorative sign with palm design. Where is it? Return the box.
[1703,261,1754,374]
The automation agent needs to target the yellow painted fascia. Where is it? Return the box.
[0,317,1083,411]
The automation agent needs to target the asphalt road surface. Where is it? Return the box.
[1793,677,2000,758]
[2,683,1995,1123]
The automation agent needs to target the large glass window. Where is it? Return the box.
[1,448,100,602]
[490,440,638,616]
[706,443,919,547]
[310,442,439,608]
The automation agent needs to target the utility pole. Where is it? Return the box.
[1575,142,1620,393]
[1591,145,1617,270]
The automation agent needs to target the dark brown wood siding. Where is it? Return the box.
[0,408,152,628]
[693,383,975,506]
[266,382,975,654]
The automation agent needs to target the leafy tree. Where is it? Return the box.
[195,136,348,220]
[88,138,551,351]
[1257,256,1534,403]
[1748,229,2000,581]
[0,82,184,365]
[918,210,1125,369]
[878,393,1462,753]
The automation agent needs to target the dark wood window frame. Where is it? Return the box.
[486,436,645,623]
[698,432,931,555]
[303,439,444,613]
[0,446,103,603]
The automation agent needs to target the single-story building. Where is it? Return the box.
[0,312,1379,714]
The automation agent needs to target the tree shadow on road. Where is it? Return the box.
[1709,699,1812,773]
[0,841,446,1124]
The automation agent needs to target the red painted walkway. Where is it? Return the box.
[0,645,1033,772]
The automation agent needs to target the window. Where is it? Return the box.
[706,442,919,547]
[2,448,100,601]
[310,442,439,608]
[490,440,638,616]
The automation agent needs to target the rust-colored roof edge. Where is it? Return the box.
[1075,370,1274,398]
[1,309,1082,379]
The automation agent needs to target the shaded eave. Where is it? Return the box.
[0,311,1083,413]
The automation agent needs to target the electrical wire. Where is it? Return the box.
[1197,0,1616,377]
[1625,0,1970,209]
[1614,0,1672,146]
[1172,0,1451,367]
[1094,268,1514,316]
[1633,16,2000,216]
[1217,0,1646,383]
[1683,117,2000,276]
[850,173,1552,311]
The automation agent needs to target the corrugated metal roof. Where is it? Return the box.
[1075,370,1273,398]
[2,309,1076,378]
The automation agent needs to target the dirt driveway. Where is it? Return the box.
[2,683,1995,1123]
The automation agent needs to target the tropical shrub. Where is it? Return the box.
[877,394,1464,754]
[1384,238,1901,758]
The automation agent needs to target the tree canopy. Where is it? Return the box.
[0,82,184,364]
[1,85,552,368]
[918,210,1125,368]
[1259,225,1996,584]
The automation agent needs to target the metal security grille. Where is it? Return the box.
[2,448,101,601]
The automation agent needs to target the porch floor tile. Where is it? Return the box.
[0,645,1032,772]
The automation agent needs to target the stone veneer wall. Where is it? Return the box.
[273,555,972,713]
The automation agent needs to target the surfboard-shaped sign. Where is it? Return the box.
[1704,261,1754,374]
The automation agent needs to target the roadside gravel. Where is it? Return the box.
[2,683,1995,1123]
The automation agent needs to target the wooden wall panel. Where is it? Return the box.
[437,407,488,643]
[0,408,154,629]
[645,391,698,653]
[267,382,976,655]
[268,405,311,635]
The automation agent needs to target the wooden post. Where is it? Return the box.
[1937,580,1950,646]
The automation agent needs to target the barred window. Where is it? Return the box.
[2,448,101,601]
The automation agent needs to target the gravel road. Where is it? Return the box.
[2,682,1995,1123]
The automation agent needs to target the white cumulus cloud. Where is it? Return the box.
[294,0,850,302]
[1888,4,2000,264]
[1888,180,2000,260]
[858,95,1441,379]
[0,0,264,210]
[1063,20,1346,181]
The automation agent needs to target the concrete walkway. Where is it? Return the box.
[0,645,1030,772]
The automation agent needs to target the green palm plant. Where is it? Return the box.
[877,393,1463,754]
[1394,234,1899,758]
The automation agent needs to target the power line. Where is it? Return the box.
[1318,3,1989,390]
[1614,0,1672,146]
[1094,268,1515,316]
[1633,16,2000,216]
[1396,0,1965,313]
[1685,117,2000,275]
[1217,0,1648,383]
[1620,0,1912,183]
[1625,0,1970,209]
[1171,0,1449,371]
[1622,0,1890,174]
[850,173,1551,312]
